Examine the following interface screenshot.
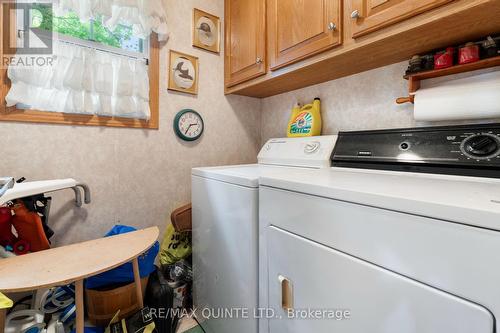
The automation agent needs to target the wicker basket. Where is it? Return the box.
[85,277,148,327]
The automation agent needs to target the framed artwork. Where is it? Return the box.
[168,50,199,95]
[192,8,220,53]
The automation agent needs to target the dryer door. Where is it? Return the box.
[267,226,494,333]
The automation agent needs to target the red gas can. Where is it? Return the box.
[459,43,480,65]
[434,47,455,69]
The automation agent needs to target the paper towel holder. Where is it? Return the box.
[396,55,500,105]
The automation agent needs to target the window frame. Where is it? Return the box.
[0,2,160,129]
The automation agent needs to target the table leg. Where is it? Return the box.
[132,257,144,308]
[0,308,5,333]
[75,280,84,333]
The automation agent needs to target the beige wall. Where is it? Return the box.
[261,61,500,143]
[261,61,414,141]
[0,0,261,245]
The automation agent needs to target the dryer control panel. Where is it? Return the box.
[258,135,338,169]
[332,124,500,178]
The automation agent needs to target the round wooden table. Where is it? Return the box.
[0,227,159,333]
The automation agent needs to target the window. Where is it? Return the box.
[0,2,159,129]
[30,5,147,58]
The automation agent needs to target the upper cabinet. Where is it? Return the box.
[223,0,500,98]
[350,0,455,38]
[224,0,267,87]
[267,0,342,70]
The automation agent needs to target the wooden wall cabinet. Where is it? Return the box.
[350,0,455,38]
[267,0,342,70]
[224,0,500,97]
[224,0,267,87]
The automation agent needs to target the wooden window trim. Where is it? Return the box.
[0,3,160,129]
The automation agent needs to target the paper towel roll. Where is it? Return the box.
[414,71,500,121]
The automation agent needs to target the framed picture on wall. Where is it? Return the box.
[168,50,199,95]
[192,8,220,53]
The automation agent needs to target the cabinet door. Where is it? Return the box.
[350,0,454,38]
[225,0,266,88]
[268,0,342,70]
[267,226,494,333]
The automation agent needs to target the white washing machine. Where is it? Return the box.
[259,124,500,333]
[191,136,337,333]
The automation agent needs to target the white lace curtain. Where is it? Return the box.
[5,0,167,119]
[6,41,151,120]
[53,0,169,41]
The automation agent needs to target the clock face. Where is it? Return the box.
[174,110,204,141]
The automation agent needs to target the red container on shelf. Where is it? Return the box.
[434,47,455,69]
[459,43,480,65]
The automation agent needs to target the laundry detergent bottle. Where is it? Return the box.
[287,98,322,137]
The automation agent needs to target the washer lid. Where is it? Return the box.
[192,164,264,188]
[259,167,500,230]
[192,163,326,188]
[192,136,338,187]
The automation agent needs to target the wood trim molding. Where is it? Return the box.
[0,5,160,130]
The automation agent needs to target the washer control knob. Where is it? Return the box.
[304,142,321,154]
[461,134,500,158]
[399,142,410,150]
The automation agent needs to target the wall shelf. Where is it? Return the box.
[397,55,500,104]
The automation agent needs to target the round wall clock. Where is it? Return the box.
[174,109,204,141]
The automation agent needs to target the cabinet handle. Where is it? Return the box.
[256,57,263,64]
[279,275,293,310]
[328,22,337,31]
[351,10,361,19]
